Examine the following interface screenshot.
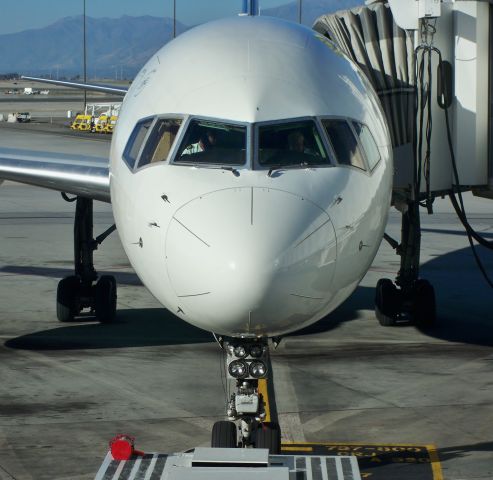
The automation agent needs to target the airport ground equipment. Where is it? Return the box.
[69,104,120,133]
[314,0,493,327]
[95,445,361,480]
[84,102,121,120]
[69,114,84,130]
[15,112,31,123]
[86,102,120,133]
[70,114,92,131]
[57,195,117,323]
[104,114,118,133]
[95,114,108,133]
[6,112,31,123]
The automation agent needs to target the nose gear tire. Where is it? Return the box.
[211,421,237,448]
[255,422,281,454]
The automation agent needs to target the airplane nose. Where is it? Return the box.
[165,187,337,336]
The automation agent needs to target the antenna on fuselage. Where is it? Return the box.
[241,0,259,16]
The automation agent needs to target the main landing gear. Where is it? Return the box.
[211,338,281,454]
[56,196,117,323]
[376,200,436,328]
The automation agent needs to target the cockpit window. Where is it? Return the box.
[322,119,366,171]
[123,118,153,169]
[174,119,247,166]
[138,118,182,167]
[258,120,329,167]
[352,122,381,170]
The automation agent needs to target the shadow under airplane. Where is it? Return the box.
[3,242,493,351]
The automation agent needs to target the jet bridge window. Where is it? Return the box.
[352,122,381,171]
[322,119,366,171]
[174,119,246,166]
[258,120,329,167]
[138,118,182,167]
[123,118,153,169]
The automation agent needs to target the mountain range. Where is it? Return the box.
[0,15,183,78]
[0,0,363,78]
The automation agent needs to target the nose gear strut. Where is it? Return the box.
[211,337,281,454]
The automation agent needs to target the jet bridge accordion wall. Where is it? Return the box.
[313,1,491,193]
[314,2,414,151]
[313,2,416,192]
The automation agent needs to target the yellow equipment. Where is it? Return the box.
[70,114,86,130]
[70,114,92,131]
[104,115,118,134]
[95,114,109,133]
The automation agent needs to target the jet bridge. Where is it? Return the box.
[314,0,492,196]
[314,0,492,326]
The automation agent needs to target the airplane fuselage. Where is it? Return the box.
[109,16,393,337]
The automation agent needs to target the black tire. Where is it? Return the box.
[211,421,237,448]
[413,279,436,328]
[56,276,81,322]
[256,422,281,454]
[95,275,117,323]
[375,278,399,326]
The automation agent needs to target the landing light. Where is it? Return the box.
[229,360,249,378]
[249,345,264,358]
[233,346,247,358]
[249,360,267,378]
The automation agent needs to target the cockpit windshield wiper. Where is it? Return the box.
[267,165,285,177]
[188,163,240,177]
[219,166,240,177]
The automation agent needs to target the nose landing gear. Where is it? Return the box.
[211,338,281,454]
[56,196,117,323]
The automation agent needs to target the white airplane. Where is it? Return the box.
[0,15,394,452]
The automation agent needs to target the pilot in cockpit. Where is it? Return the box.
[287,130,315,155]
[182,129,217,155]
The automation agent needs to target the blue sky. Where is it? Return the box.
[0,0,293,34]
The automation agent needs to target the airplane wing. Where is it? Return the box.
[0,147,110,202]
[21,76,128,96]
[0,75,118,201]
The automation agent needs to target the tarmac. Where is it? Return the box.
[0,123,492,480]
[0,79,125,122]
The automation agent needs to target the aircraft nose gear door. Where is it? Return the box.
[211,338,281,454]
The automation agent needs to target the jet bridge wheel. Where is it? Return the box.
[211,421,237,448]
[56,275,81,322]
[94,275,117,323]
[255,422,281,454]
[412,279,436,328]
[375,278,400,326]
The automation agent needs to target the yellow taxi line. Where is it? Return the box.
[258,378,270,423]
[426,444,444,480]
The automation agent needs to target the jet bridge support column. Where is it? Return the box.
[376,198,436,328]
[396,201,421,294]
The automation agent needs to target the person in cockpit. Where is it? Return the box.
[287,130,315,155]
[182,129,217,155]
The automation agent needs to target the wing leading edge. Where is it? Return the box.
[21,76,128,96]
[0,147,110,202]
